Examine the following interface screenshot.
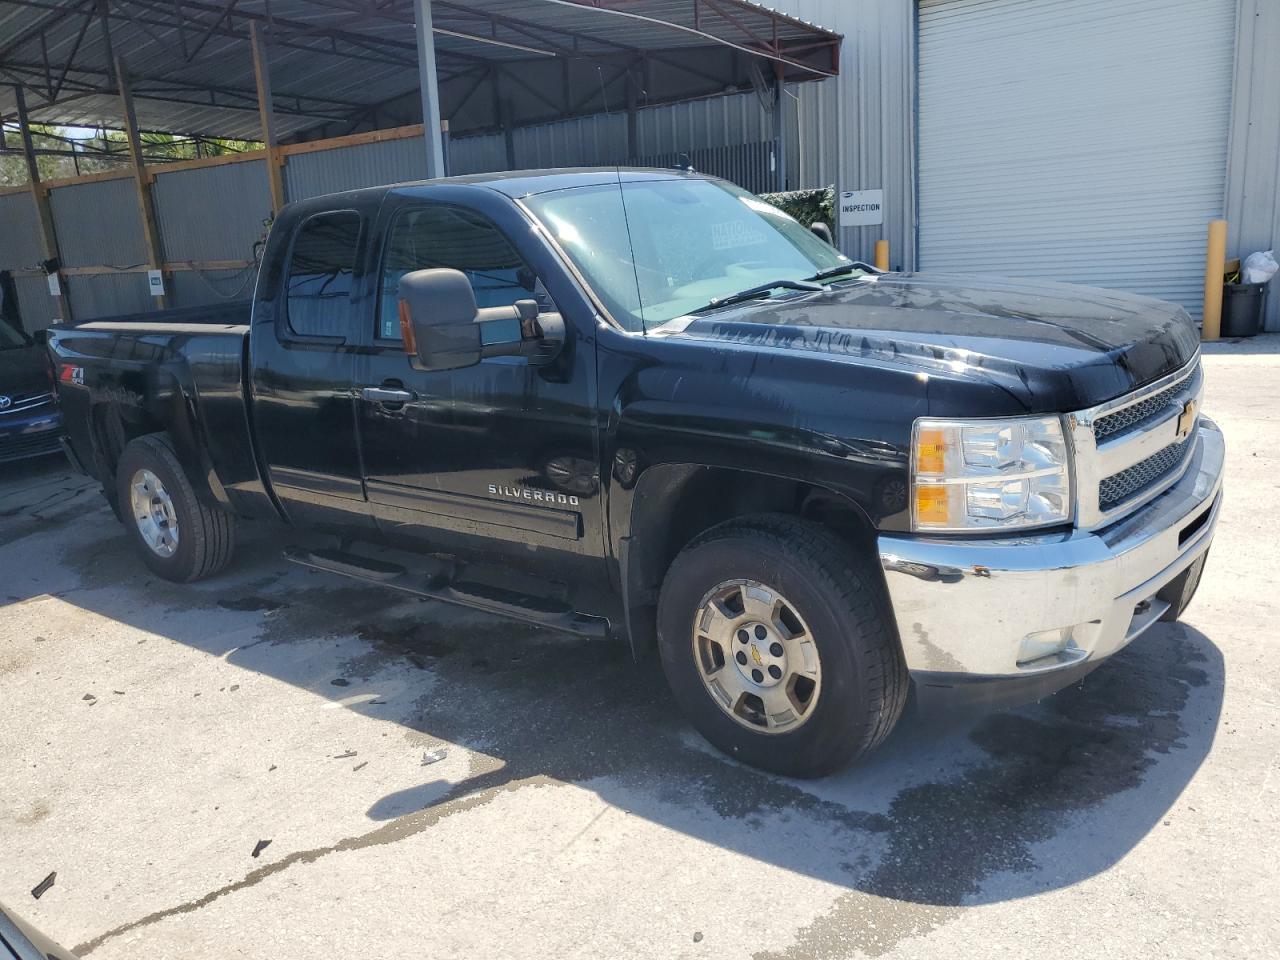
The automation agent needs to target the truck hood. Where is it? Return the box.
[0,343,51,401]
[663,273,1201,412]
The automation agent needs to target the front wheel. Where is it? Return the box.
[657,515,908,778]
[115,433,235,582]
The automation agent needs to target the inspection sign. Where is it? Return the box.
[839,189,884,226]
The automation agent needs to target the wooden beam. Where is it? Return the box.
[115,57,167,308]
[277,123,424,157]
[13,84,72,323]
[249,21,285,214]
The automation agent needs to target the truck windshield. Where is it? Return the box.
[524,178,855,332]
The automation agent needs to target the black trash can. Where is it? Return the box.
[1221,281,1267,338]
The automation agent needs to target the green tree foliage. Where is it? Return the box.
[0,124,261,186]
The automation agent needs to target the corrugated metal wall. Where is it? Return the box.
[285,138,429,201]
[764,0,917,269]
[153,160,270,308]
[154,161,273,260]
[1226,0,1280,332]
[48,177,146,267]
[449,133,507,174]
[13,274,57,330]
[47,176,150,322]
[67,271,153,320]
[513,113,628,168]
[0,193,44,269]
[447,88,820,193]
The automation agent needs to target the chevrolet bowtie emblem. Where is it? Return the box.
[1176,399,1198,441]
[749,644,763,667]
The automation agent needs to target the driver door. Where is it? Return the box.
[354,193,602,582]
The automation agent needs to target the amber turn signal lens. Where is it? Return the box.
[915,428,947,475]
[915,485,950,525]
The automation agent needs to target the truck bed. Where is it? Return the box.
[70,299,252,328]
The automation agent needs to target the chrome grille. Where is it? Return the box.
[1098,438,1195,512]
[1093,367,1199,441]
[0,391,56,416]
[1068,353,1204,530]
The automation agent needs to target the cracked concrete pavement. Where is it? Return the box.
[1,337,1278,959]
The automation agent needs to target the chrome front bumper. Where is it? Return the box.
[878,417,1224,704]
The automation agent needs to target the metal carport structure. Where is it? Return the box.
[0,0,841,326]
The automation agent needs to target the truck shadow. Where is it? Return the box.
[4,502,1225,923]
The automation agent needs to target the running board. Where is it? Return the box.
[282,546,610,640]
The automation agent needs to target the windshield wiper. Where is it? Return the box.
[806,260,884,282]
[695,278,823,312]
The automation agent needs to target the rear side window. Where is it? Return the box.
[285,212,360,339]
[376,204,549,340]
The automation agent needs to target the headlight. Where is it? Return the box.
[911,416,1072,532]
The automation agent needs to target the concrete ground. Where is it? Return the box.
[2,337,1278,960]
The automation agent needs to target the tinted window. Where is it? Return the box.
[286,212,360,338]
[377,205,549,340]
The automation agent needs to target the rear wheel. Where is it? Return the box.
[657,514,908,778]
[115,433,235,582]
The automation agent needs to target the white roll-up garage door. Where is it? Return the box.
[917,0,1236,316]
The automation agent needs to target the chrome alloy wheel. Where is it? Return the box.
[691,580,822,734]
[129,468,180,558]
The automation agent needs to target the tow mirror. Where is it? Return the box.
[396,268,564,372]
[809,221,834,245]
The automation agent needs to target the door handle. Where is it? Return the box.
[361,386,415,404]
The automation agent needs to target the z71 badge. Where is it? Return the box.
[488,484,579,507]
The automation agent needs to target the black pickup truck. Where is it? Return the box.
[49,169,1224,777]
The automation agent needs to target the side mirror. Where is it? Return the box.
[397,268,564,372]
[809,221,834,245]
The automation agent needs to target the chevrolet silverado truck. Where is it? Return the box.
[49,169,1224,777]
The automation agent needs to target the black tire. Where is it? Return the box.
[656,514,908,778]
[115,433,235,582]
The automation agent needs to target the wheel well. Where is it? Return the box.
[622,465,879,656]
[91,403,165,493]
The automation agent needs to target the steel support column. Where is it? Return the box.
[773,61,787,192]
[413,0,445,178]
[13,84,72,324]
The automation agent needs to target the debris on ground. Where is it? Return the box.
[81,693,95,702]
[331,678,350,687]
[251,839,272,859]
[421,747,448,766]
[229,684,239,692]
[693,932,704,943]
[353,761,368,772]
[334,749,357,759]
[268,765,277,772]
[31,872,55,900]
[112,690,125,695]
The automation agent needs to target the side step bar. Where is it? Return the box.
[283,546,610,640]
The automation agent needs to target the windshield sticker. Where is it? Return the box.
[710,221,768,251]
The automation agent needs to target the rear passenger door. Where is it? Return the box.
[249,207,374,534]
[354,192,603,582]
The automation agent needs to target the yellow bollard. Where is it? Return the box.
[1202,219,1227,342]
[874,239,890,272]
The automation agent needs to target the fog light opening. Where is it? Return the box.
[1017,625,1084,668]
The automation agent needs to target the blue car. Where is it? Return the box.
[0,323,63,464]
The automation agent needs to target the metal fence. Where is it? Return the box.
[634,142,778,194]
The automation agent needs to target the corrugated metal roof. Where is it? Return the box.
[0,0,840,141]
